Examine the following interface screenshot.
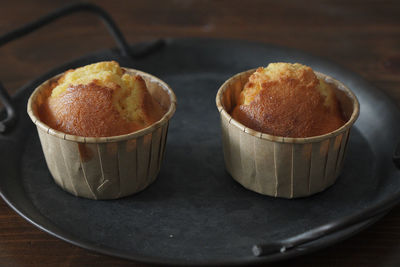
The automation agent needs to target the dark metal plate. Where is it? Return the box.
[1,39,400,265]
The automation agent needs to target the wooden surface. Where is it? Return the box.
[1,0,400,266]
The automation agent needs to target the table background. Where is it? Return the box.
[1,0,400,266]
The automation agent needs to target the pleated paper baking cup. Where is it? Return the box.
[27,68,176,200]
[216,69,359,198]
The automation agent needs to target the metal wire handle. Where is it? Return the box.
[252,193,398,257]
[0,2,165,133]
[0,3,131,56]
[0,82,17,133]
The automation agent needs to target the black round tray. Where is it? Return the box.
[1,39,400,265]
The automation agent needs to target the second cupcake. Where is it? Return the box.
[216,63,359,198]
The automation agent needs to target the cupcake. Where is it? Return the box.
[216,63,359,198]
[39,61,165,137]
[232,63,345,138]
[28,61,176,199]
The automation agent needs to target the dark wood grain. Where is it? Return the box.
[1,0,400,266]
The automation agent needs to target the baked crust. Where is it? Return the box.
[39,61,164,137]
[231,63,345,138]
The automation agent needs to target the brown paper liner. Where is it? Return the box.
[27,68,176,200]
[216,69,359,198]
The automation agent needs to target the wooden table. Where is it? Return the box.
[1,1,400,266]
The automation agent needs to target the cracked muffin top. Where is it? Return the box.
[39,61,165,137]
[231,63,345,138]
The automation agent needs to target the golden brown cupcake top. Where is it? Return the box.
[39,61,165,137]
[231,63,345,138]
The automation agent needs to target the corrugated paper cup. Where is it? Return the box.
[216,69,360,198]
[27,68,176,200]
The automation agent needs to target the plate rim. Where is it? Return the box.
[1,38,400,265]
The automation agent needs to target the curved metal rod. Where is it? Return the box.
[0,82,17,133]
[252,196,397,257]
[0,2,131,56]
